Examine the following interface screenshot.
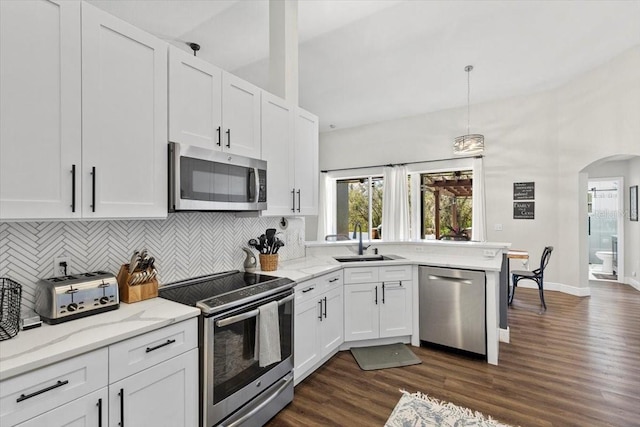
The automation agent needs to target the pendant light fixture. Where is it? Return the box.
[453,65,484,155]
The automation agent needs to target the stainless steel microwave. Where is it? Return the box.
[169,142,267,211]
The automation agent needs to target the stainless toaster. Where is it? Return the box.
[35,271,119,324]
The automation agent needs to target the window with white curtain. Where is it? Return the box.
[335,175,384,240]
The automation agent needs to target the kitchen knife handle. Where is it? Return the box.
[16,380,69,402]
[297,189,301,212]
[91,166,96,212]
[71,164,76,212]
[216,126,221,146]
[291,189,296,212]
[119,388,124,427]
[226,128,231,148]
[97,398,103,427]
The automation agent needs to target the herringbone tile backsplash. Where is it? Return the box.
[0,213,305,311]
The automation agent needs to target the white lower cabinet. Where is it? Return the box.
[344,265,413,342]
[16,388,107,427]
[0,319,198,427]
[108,349,198,427]
[294,272,343,384]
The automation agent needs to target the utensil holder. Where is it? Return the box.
[116,264,158,303]
[0,277,22,341]
[259,254,279,272]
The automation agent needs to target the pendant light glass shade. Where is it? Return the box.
[454,65,484,155]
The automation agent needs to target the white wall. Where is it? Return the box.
[317,45,640,290]
[626,157,640,287]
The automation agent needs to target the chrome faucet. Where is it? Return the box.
[351,222,369,255]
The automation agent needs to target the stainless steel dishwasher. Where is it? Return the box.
[419,266,486,355]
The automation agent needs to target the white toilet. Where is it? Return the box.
[595,251,614,274]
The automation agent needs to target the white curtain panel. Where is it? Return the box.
[472,157,487,241]
[316,173,331,241]
[382,165,411,240]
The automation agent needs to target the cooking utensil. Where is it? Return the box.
[266,228,276,253]
[259,234,267,254]
[273,239,285,254]
[129,250,140,273]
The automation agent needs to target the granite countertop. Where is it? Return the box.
[0,297,200,380]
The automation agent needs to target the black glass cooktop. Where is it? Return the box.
[159,270,294,315]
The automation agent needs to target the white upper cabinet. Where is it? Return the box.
[0,0,82,220]
[261,96,319,217]
[261,93,295,216]
[294,107,319,216]
[0,1,167,220]
[168,47,261,159]
[81,3,167,218]
[221,72,262,158]
[168,46,222,149]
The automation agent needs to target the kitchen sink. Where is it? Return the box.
[333,254,404,263]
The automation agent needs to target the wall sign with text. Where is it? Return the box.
[513,202,535,219]
[513,182,535,200]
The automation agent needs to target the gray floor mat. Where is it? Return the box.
[350,343,422,371]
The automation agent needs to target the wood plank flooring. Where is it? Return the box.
[267,281,640,426]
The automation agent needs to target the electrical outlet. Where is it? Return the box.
[494,224,503,231]
[633,271,637,277]
[53,256,71,277]
[483,249,497,257]
[415,246,424,252]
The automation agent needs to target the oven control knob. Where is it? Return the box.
[99,296,110,305]
[67,303,78,312]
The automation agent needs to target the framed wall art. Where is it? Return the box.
[631,185,638,221]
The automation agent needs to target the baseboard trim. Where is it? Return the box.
[515,281,591,297]
[499,327,510,344]
[625,276,640,291]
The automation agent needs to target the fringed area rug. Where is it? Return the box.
[385,391,513,427]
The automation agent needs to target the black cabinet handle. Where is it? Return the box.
[296,189,301,212]
[291,189,296,212]
[329,278,338,283]
[97,398,103,427]
[217,126,221,146]
[119,388,124,427]
[318,300,323,321]
[302,287,315,293]
[226,129,231,148]
[146,339,176,353]
[71,164,76,212]
[374,286,378,305]
[91,166,96,212]
[323,296,327,318]
[17,380,68,403]
[382,283,385,304]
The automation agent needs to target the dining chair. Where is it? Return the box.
[509,246,553,311]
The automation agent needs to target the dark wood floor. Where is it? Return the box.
[267,281,640,426]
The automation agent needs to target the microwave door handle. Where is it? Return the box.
[252,167,260,203]
[215,294,294,328]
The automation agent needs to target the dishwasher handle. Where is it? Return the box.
[427,275,473,285]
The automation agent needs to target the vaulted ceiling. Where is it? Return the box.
[88,0,640,132]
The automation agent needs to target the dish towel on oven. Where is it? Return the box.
[255,300,281,367]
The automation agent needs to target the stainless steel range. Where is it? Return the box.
[159,271,295,427]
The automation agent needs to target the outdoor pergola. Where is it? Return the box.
[422,172,473,240]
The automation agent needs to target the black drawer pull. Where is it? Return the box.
[17,380,69,403]
[302,287,315,293]
[71,164,76,212]
[97,398,103,427]
[146,339,176,353]
[328,278,339,283]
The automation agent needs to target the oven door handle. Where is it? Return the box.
[215,294,294,328]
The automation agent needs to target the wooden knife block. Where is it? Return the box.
[116,264,158,303]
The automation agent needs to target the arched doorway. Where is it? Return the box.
[580,154,640,288]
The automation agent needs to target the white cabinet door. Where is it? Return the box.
[319,286,344,358]
[81,3,167,218]
[222,72,261,158]
[293,296,321,383]
[293,107,319,215]
[261,93,295,216]
[168,46,223,149]
[16,388,107,427]
[379,281,413,338]
[344,283,379,341]
[109,349,198,427]
[0,0,82,220]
